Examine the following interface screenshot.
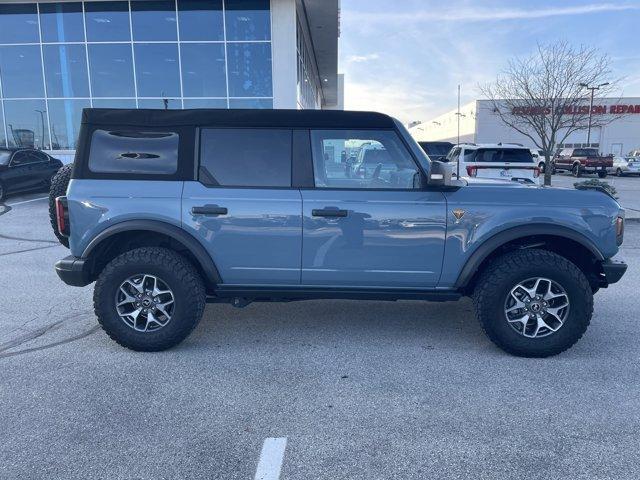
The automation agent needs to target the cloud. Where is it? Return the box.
[342,3,640,24]
[345,53,380,64]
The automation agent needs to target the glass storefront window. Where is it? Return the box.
[227,43,272,97]
[0,4,39,44]
[88,44,135,97]
[183,99,227,109]
[92,99,137,109]
[4,100,50,149]
[44,44,90,98]
[47,99,89,149]
[225,0,271,41]
[134,43,180,98]
[0,46,45,99]
[131,0,177,42]
[39,2,85,43]
[180,43,226,97]
[229,98,273,109]
[0,108,6,148]
[84,1,131,42]
[177,0,223,41]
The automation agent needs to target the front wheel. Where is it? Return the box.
[572,164,582,177]
[616,168,624,177]
[94,247,206,351]
[473,249,593,357]
[597,171,607,178]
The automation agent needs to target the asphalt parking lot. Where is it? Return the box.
[1,184,639,480]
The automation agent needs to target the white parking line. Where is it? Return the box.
[6,196,48,207]
[254,437,287,480]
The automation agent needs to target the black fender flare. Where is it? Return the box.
[455,224,604,289]
[82,220,222,285]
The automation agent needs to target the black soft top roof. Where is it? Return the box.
[81,108,397,129]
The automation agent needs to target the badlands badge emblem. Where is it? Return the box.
[453,209,465,221]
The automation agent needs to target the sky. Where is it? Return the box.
[339,0,640,124]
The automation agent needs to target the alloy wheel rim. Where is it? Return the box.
[504,277,570,338]
[115,274,175,332]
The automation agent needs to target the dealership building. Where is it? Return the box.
[410,98,640,156]
[0,0,341,159]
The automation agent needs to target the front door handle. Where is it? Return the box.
[312,208,348,218]
[192,205,228,216]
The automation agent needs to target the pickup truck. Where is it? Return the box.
[52,108,627,358]
[553,147,613,177]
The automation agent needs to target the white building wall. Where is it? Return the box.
[271,0,298,109]
[412,98,640,155]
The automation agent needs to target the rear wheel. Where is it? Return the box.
[94,247,206,351]
[473,249,593,357]
[48,163,73,248]
[597,171,607,178]
[616,168,624,177]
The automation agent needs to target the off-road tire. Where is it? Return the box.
[48,163,73,248]
[94,247,206,352]
[597,171,607,178]
[473,249,593,358]
[572,164,582,177]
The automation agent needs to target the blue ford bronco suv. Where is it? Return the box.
[54,108,627,357]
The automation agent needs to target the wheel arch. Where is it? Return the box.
[456,224,605,293]
[82,220,222,289]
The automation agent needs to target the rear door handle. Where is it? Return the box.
[312,208,348,218]
[191,205,228,216]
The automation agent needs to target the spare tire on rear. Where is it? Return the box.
[48,163,73,248]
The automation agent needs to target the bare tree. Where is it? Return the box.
[479,41,620,185]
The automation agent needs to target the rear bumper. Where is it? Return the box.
[600,256,627,286]
[55,255,92,287]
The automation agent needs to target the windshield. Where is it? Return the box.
[0,151,10,165]
[573,148,599,157]
[420,143,452,157]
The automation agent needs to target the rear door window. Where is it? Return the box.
[88,129,179,174]
[199,129,292,187]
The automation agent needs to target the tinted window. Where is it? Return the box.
[39,2,85,42]
[420,142,452,157]
[10,151,31,166]
[199,129,291,187]
[469,149,533,163]
[177,0,223,41]
[573,148,599,157]
[88,129,179,174]
[0,46,44,98]
[226,43,272,97]
[0,4,39,44]
[134,43,180,97]
[85,1,131,41]
[180,43,226,97]
[88,44,135,97]
[225,0,271,41]
[131,0,177,41]
[310,130,419,189]
[43,44,90,98]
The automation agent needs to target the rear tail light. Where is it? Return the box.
[533,167,540,178]
[466,166,477,177]
[55,196,69,237]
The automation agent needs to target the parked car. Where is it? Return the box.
[553,148,612,177]
[418,141,454,162]
[0,148,63,201]
[530,149,553,173]
[609,156,640,176]
[54,108,626,358]
[446,143,541,184]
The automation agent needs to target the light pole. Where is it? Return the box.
[579,82,609,146]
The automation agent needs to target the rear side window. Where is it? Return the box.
[469,148,533,163]
[199,129,292,187]
[88,129,179,174]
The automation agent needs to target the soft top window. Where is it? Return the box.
[88,129,179,175]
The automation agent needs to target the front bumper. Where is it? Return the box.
[600,256,627,286]
[55,255,92,287]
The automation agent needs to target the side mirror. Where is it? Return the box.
[427,160,453,186]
